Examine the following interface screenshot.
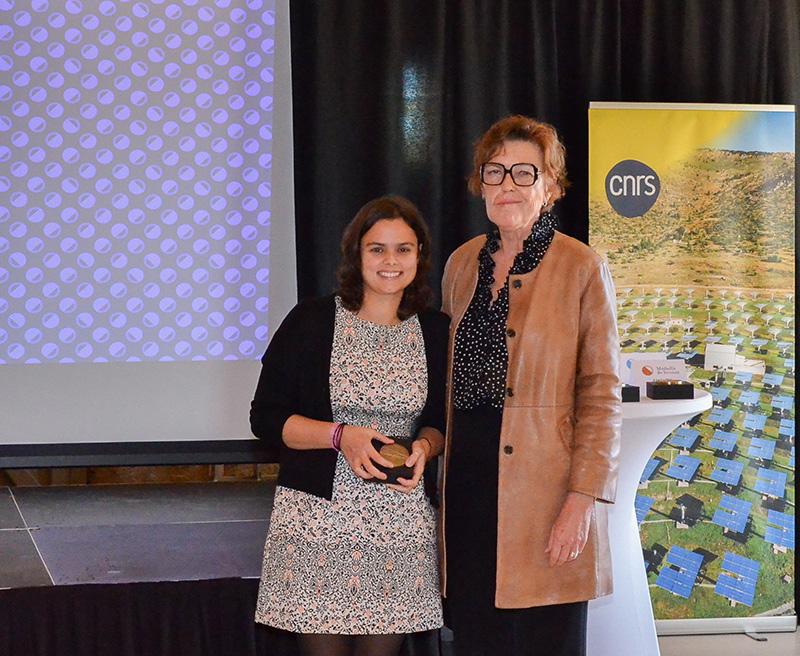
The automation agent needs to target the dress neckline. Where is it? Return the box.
[336,295,408,328]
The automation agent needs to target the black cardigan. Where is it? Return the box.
[249,294,450,500]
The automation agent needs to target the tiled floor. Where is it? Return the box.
[0,481,273,589]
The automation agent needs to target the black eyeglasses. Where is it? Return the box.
[480,162,539,186]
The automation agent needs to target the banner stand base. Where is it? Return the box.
[656,616,797,636]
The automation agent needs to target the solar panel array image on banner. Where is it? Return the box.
[590,104,795,621]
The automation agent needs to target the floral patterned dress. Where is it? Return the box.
[255,297,443,634]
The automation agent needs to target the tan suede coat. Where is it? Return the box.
[441,230,622,608]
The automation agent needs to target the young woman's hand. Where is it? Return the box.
[339,426,395,480]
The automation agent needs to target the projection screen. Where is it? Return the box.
[0,0,296,467]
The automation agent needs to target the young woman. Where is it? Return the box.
[250,195,448,656]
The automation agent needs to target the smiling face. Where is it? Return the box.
[482,139,555,235]
[359,218,419,304]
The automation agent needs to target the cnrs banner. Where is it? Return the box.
[589,103,795,625]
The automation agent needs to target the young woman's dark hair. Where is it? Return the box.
[337,195,433,320]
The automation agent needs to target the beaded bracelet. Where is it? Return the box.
[330,423,346,452]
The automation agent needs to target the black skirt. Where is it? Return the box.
[444,407,587,656]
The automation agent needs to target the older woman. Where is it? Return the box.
[441,116,621,656]
[251,196,448,656]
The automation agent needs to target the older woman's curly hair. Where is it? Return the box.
[468,115,570,205]
[337,195,433,320]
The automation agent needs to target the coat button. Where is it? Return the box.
[504,445,514,455]
[506,328,516,337]
[506,387,514,397]
[512,279,522,289]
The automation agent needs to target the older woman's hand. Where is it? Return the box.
[546,491,594,567]
[388,438,431,494]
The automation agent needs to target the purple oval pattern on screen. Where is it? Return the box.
[0,0,275,363]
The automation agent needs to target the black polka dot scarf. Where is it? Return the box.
[452,212,558,411]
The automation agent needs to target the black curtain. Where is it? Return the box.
[0,579,439,656]
[289,0,800,301]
